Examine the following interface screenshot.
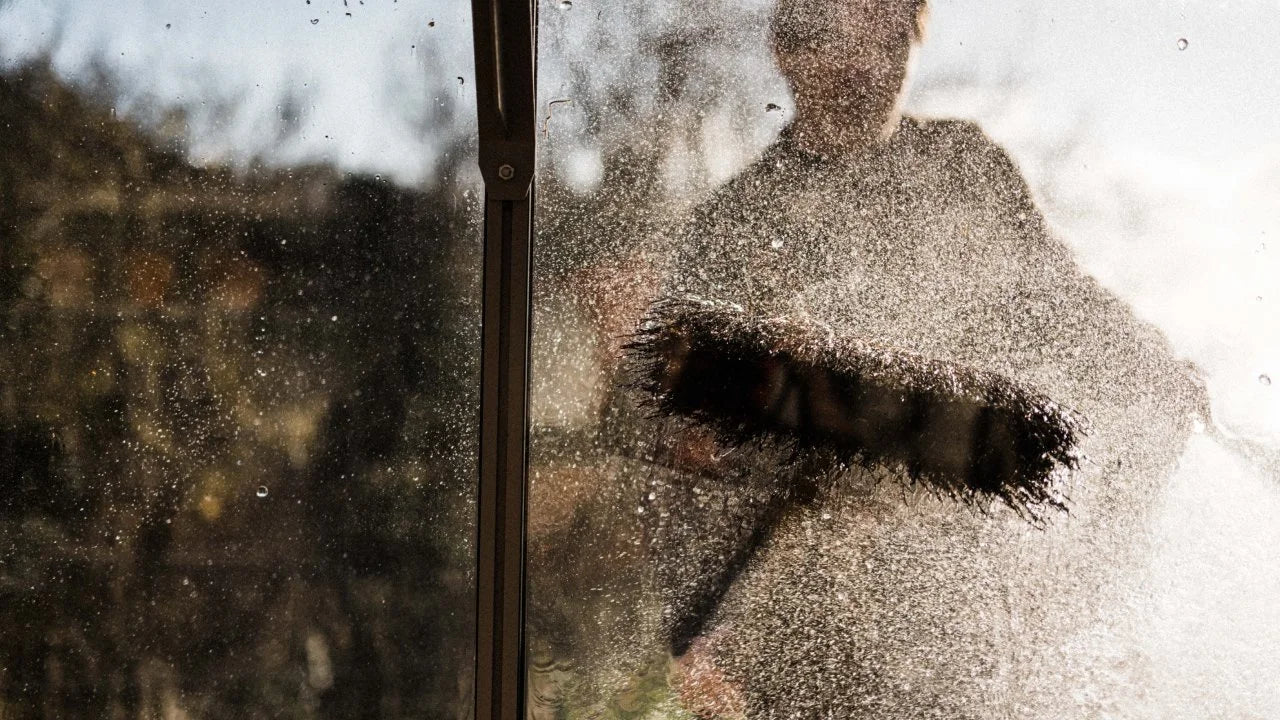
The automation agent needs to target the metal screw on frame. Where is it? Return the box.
[497,164,516,180]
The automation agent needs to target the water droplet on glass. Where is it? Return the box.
[165,23,171,29]
[647,491,656,501]
[311,18,320,25]
[330,315,338,322]
[1177,38,1189,50]
[256,486,269,498]
[770,238,784,250]
[559,0,572,8]
[635,505,645,514]
[1261,374,1273,386]
[766,102,782,113]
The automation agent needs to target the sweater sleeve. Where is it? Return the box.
[938,120,1208,474]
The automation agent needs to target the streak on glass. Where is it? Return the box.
[526,0,1280,718]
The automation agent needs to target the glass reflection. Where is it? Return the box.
[0,2,479,717]
[529,0,1279,718]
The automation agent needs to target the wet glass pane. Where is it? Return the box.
[528,0,1280,717]
[0,3,479,717]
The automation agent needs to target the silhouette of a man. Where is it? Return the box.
[641,0,1207,716]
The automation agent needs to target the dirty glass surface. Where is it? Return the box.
[527,1,1280,718]
[0,3,479,718]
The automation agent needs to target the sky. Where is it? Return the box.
[0,0,475,182]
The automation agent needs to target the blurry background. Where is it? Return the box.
[1,0,1278,717]
[0,1,481,718]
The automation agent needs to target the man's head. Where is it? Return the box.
[771,0,928,151]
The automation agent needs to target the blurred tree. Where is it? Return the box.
[0,63,480,719]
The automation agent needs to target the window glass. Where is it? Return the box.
[528,0,1280,717]
[0,2,479,717]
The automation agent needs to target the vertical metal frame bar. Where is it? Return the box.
[471,0,537,719]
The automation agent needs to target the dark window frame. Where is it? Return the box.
[470,1,539,719]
